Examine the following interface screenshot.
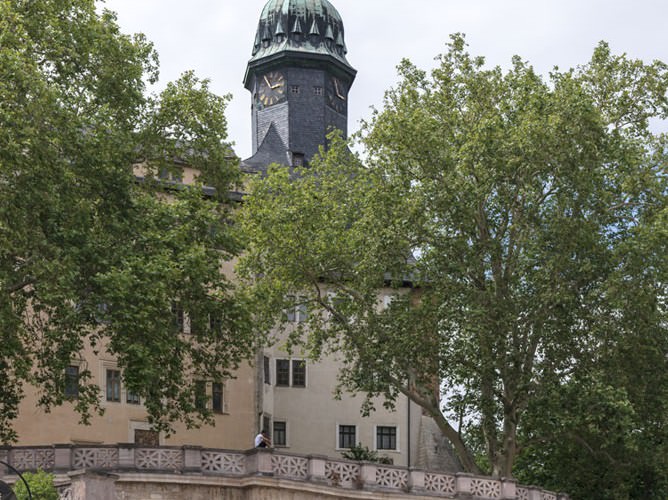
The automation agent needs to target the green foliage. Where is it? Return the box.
[13,470,58,500]
[239,32,668,489]
[0,0,254,442]
[341,444,393,464]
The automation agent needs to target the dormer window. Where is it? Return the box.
[292,153,305,167]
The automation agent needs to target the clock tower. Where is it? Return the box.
[242,0,356,171]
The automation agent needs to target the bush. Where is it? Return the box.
[12,470,58,500]
[341,444,393,464]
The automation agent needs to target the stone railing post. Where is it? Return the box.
[0,447,9,476]
[359,463,377,489]
[455,472,473,497]
[501,477,517,499]
[54,444,72,472]
[117,444,135,469]
[246,449,273,476]
[408,469,426,493]
[307,455,327,483]
[68,470,118,500]
[183,446,202,473]
[526,487,543,500]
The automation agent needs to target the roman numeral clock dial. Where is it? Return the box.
[257,71,286,107]
[327,76,347,113]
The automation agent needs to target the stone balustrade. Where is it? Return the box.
[0,445,568,500]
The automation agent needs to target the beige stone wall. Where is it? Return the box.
[260,287,427,468]
[13,351,257,450]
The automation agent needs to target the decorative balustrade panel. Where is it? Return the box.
[541,493,557,500]
[424,472,456,494]
[73,448,119,469]
[201,451,246,474]
[11,448,55,471]
[135,448,183,470]
[375,466,408,490]
[325,460,360,488]
[271,454,308,479]
[470,477,502,498]
[517,487,530,500]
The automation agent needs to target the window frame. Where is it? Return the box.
[375,425,398,451]
[194,380,208,411]
[171,301,184,332]
[273,420,287,447]
[126,389,141,405]
[276,359,290,386]
[263,356,271,385]
[212,382,225,414]
[286,295,308,323]
[106,369,121,403]
[291,359,306,387]
[337,424,357,450]
[64,365,79,399]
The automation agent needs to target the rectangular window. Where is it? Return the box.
[376,426,397,450]
[314,86,323,95]
[194,380,207,410]
[292,360,306,387]
[64,365,79,399]
[159,167,183,183]
[276,359,290,386]
[263,356,271,384]
[338,425,356,449]
[212,382,224,413]
[171,301,184,332]
[273,421,287,446]
[106,369,121,402]
[126,390,140,405]
[292,152,305,167]
[286,295,308,323]
[209,313,221,333]
[290,85,300,94]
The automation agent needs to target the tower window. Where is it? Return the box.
[290,85,300,94]
[314,86,323,96]
[292,153,305,167]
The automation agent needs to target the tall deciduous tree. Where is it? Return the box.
[0,0,254,443]
[239,35,668,482]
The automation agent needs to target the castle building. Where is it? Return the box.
[240,0,457,469]
[11,0,458,472]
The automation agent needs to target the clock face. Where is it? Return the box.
[257,71,286,107]
[327,76,347,114]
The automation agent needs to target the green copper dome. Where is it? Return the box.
[248,0,352,68]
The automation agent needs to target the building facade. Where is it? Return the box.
[10,0,457,472]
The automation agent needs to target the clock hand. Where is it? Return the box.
[264,75,271,87]
[334,79,345,99]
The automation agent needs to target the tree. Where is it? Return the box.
[238,34,668,482]
[0,0,255,443]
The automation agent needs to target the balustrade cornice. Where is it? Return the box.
[0,444,569,500]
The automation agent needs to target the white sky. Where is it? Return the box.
[101,0,668,159]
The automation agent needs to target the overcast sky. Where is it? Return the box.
[101,0,668,159]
